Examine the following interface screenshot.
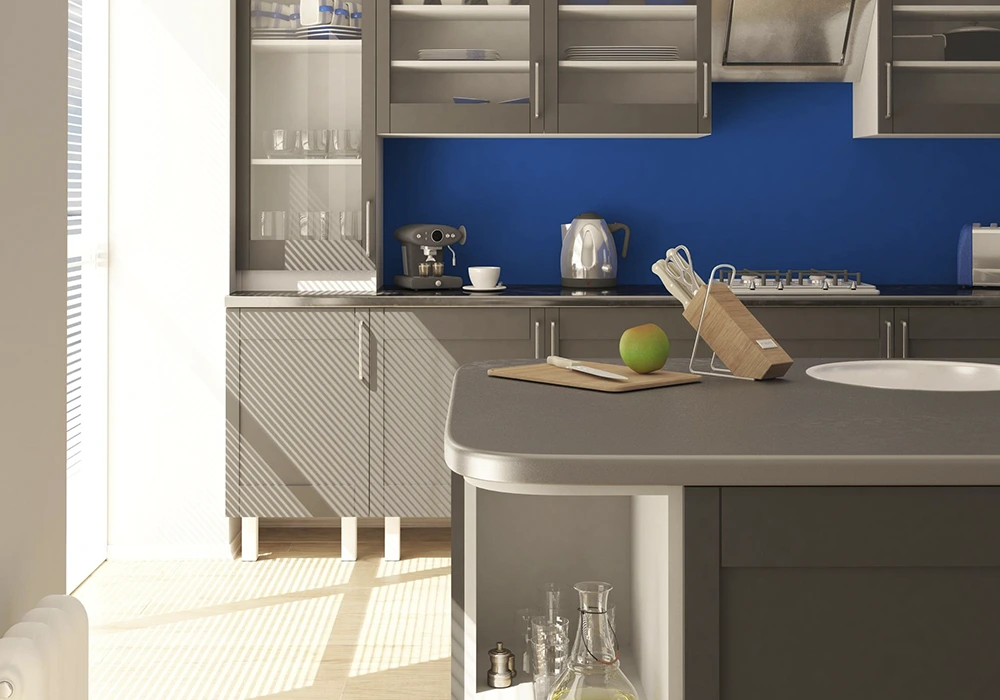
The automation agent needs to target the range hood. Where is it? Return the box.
[712,0,877,81]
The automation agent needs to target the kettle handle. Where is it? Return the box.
[609,223,631,259]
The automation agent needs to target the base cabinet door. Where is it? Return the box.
[685,487,1000,700]
[898,308,1000,359]
[236,310,370,517]
[751,307,891,359]
[372,309,540,518]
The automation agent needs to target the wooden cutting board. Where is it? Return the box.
[487,361,701,393]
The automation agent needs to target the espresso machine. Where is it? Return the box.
[394,223,467,290]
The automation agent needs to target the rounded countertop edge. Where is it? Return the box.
[443,447,1000,491]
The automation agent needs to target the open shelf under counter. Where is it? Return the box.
[390,4,529,21]
[475,652,648,699]
[892,4,1000,21]
[390,59,530,73]
[559,4,697,21]
[251,158,362,166]
[894,60,1000,73]
[559,59,698,73]
[251,39,362,54]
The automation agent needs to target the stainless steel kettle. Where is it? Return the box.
[560,213,631,288]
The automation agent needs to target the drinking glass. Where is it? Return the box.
[345,129,362,157]
[264,129,297,158]
[339,211,361,241]
[299,129,330,158]
[297,212,332,240]
[530,615,571,700]
[516,607,539,675]
[255,211,287,241]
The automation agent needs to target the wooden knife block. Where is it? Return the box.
[682,284,793,380]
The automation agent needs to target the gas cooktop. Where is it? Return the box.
[723,269,880,296]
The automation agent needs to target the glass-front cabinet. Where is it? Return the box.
[238,2,381,291]
[549,1,710,135]
[377,0,711,137]
[855,0,1000,136]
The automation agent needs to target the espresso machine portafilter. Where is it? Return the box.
[394,224,467,290]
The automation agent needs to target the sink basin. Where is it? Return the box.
[807,360,1000,392]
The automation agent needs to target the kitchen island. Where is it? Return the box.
[446,359,1000,700]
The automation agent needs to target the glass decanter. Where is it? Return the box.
[547,581,638,700]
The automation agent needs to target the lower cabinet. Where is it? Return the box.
[688,487,1000,700]
[232,309,372,517]
[893,308,1000,359]
[370,308,541,518]
[551,306,891,362]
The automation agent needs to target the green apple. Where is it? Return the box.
[619,323,670,374]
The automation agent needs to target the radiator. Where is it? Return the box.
[0,595,88,699]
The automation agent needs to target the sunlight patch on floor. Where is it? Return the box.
[349,575,450,677]
[375,556,450,579]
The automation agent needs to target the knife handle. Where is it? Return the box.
[547,356,575,369]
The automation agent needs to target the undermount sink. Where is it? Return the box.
[807,360,1000,392]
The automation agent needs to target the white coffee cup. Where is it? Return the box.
[469,266,501,289]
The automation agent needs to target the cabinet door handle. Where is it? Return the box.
[365,200,372,258]
[550,321,558,357]
[703,62,709,119]
[901,320,909,359]
[534,62,541,120]
[358,319,367,382]
[885,62,892,119]
[885,320,893,358]
[534,321,541,359]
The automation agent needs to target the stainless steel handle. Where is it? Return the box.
[901,320,909,358]
[358,319,367,382]
[550,321,558,357]
[534,62,541,120]
[365,200,372,257]
[885,320,893,358]
[885,62,892,119]
[534,321,542,359]
[703,62,709,119]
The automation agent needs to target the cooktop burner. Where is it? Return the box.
[721,269,880,295]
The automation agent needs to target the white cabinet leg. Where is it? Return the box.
[341,517,358,562]
[241,517,259,562]
[385,516,401,561]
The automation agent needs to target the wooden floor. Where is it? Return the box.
[74,528,451,700]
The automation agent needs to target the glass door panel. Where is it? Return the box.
[556,1,704,134]
[385,1,539,134]
[891,2,1000,134]
[247,2,374,289]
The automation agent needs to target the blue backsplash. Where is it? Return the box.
[383,83,1000,285]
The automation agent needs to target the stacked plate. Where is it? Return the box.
[418,48,500,61]
[252,28,296,39]
[297,24,361,39]
[564,45,680,61]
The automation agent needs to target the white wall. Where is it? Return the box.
[0,0,69,628]
[108,0,237,558]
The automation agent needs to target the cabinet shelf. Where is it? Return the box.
[251,158,362,166]
[559,60,697,73]
[251,39,362,53]
[559,4,697,21]
[893,5,1000,21]
[894,60,1000,73]
[390,5,529,21]
[391,60,530,73]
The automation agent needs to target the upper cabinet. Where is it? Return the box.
[377,0,711,138]
[237,1,382,291]
[855,0,1000,137]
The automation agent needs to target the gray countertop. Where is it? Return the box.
[444,359,1000,490]
[226,285,1000,308]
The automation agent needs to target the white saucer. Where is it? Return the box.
[463,284,506,293]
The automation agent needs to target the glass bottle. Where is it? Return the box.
[547,582,638,700]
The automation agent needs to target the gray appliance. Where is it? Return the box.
[958,223,1000,287]
[560,213,631,289]
[394,223,467,290]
